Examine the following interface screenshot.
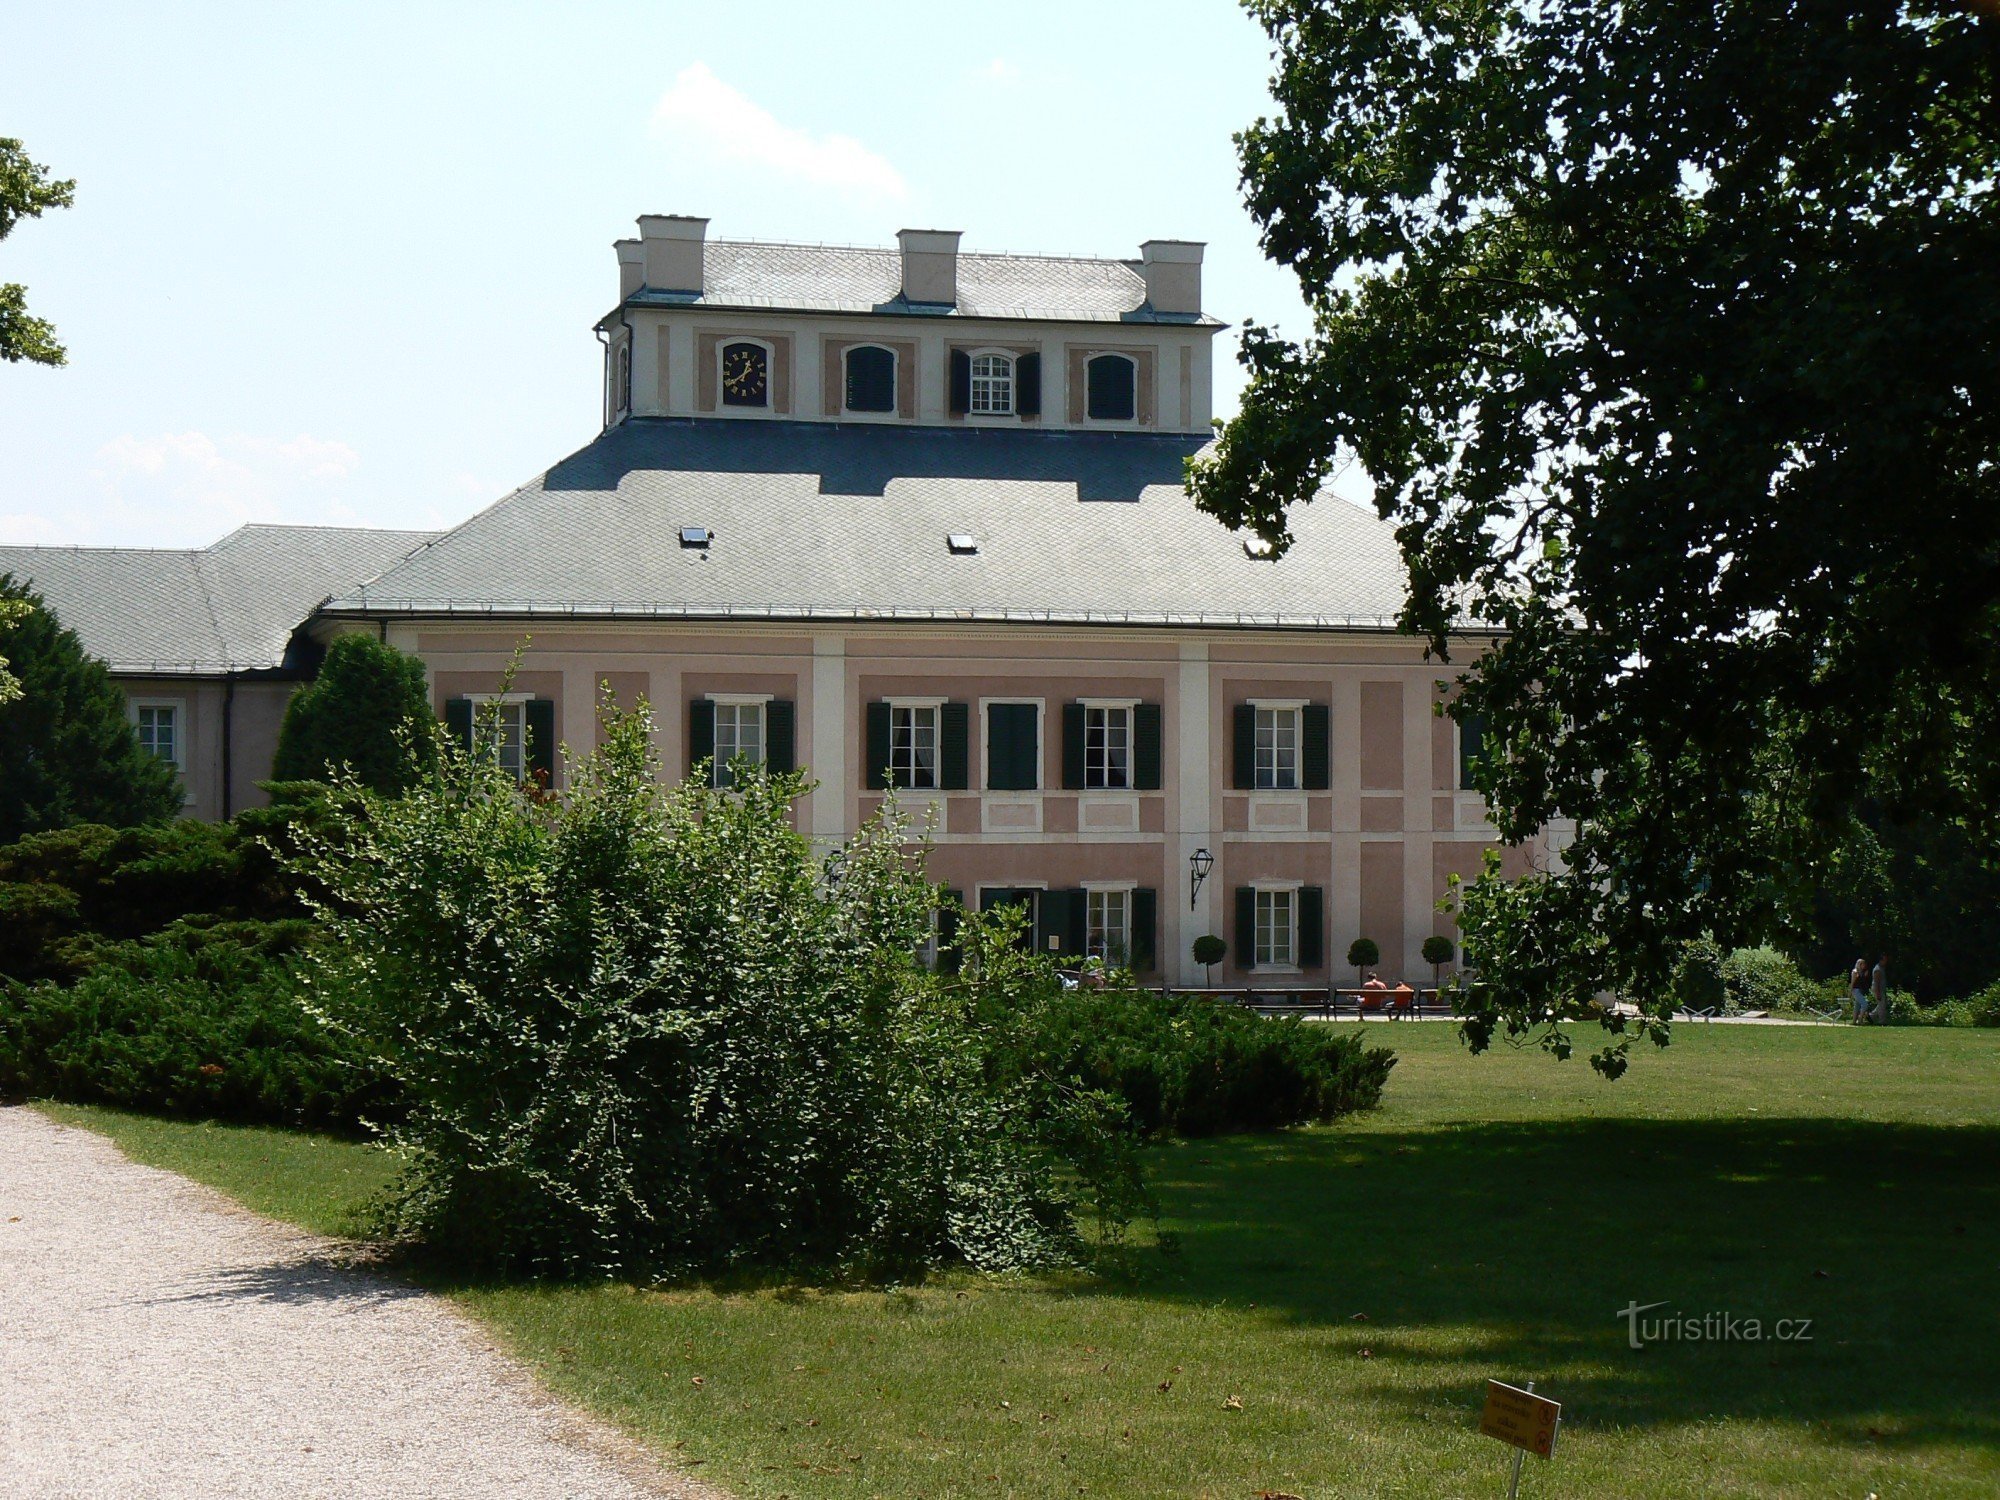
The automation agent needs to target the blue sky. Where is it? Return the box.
[1,1,1314,547]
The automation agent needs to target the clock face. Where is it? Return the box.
[721,343,768,407]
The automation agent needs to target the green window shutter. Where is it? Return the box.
[1133,702,1163,790]
[845,346,895,413]
[948,348,972,415]
[987,703,1038,790]
[1130,888,1158,973]
[1302,703,1331,790]
[1459,710,1487,790]
[766,700,796,774]
[1236,887,1258,970]
[525,698,557,786]
[866,701,893,789]
[939,701,971,790]
[444,696,473,750]
[1233,704,1256,790]
[1086,355,1136,421]
[1016,352,1042,416]
[1299,887,1325,969]
[689,699,716,779]
[1061,702,1086,789]
[937,888,963,975]
[1036,889,1085,958]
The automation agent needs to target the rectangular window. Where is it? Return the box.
[1255,888,1297,968]
[969,353,1014,414]
[1459,710,1488,791]
[891,704,941,789]
[136,705,179,766]
[711,701,766,788]
[1086,888,1130,965]
[1084,705,1131,790]
[474,700,529,783]
[1254,706,1300,790]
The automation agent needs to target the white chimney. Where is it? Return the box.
[897,228,962,305]
[1138,239,1204,316]
[636,214,709,293]
[614,238,643,299]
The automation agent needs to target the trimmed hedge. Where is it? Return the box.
[1000,988,1396,1137]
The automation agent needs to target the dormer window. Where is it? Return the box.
[720,340,769,407]
[1086,353,1137,422]
[844,344,896,414]
[969,353,1014,415]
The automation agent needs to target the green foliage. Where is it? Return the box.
[0,813,305,984]
[1718,947,1823,1015]
[0,137,76,367]
[273,634,437,795]
[1193,1,2000,1075]
[298,704,1145,1278]
[0,923,381,1129]
[993,987,1395,1137]
[0,580,182,841]
[1191,934,1226,970]
[1895,982,2000,1029]
[1346,938,1380,974]
[1421,936,1455,967]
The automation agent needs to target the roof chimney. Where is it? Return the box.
[614,238,643,299]
[1138,239,1204,317]
[897,228,962,306]
[636,214,709,294]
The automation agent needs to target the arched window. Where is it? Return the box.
[720,340,769,407]
[1086,353,1137,422]
[845,345,896,413]
[969,352,1014,414]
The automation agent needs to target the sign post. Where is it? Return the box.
[1478,1379,1560,1498]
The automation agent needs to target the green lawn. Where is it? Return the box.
[45,1023,2000,1498]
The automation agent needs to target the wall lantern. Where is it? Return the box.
[1189,847,1215,910]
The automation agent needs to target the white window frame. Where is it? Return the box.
[1083,351,1140,425]
[1080,697,1137,791]
[842,342,899,418]
[1083,883,1133,966]
[888,696,944,791]
[130,698,185,771]
[968,349,1015,416]
[1252,699,1305,791]
[716,336,775,412]
[1252,880,1302,971]
[979,697,1044,793]
[467,691,533,783]
[706,692,771,788]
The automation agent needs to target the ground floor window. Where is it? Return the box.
[473,698,529,783]
[135,704,180,766]
[1086,888,1130,965]
[1255,887,1296,968]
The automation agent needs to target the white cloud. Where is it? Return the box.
[74,430,364,547]
[650,63,907,201]
[975,58,1019,83]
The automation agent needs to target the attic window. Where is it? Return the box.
[947,534,979,555]
[679,526,713,549]
[1242,534,1276,560]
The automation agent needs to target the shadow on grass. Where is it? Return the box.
[1129,1115,2000,1447]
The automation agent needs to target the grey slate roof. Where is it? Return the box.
[621,241,1221,326]
[326,419,1413,632]
[0,524,438,674]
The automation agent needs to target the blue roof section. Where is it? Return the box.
[542,418,1208,504]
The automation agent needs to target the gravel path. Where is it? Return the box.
[0,1107,725,1500]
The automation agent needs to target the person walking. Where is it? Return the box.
[1850,956,1871,1023]
[1872,955,1890,1025]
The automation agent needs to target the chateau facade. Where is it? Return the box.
[4,216,1564,987]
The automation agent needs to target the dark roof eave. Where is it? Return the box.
[315,599,1486,637]
[596,296,1227,331]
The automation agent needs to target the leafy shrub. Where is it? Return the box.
[0,922,382,1128]
[273,635,437,795]
[1894,982,2000,1028]
[995,986,1395,1137]
[298,705,1144,1279]
[1717,947,1823,1014]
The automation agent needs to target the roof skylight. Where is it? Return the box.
[946,534,979,555]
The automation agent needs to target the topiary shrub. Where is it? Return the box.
[1347,938,1380,987]
[273,634,437,795]
[1192,934,1226,984]
[1422,935,1455,988]
[994,987,1396,1138]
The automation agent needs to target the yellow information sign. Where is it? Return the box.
[1480,1380,1561,1459]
